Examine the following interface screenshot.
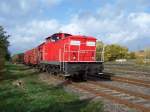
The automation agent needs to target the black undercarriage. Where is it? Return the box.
[36,61,104,80]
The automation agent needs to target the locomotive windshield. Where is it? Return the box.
[51,35,60,41]
[50,33,72,42]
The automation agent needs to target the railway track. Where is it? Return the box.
[87,80,150,100]
[90,73,150,88]
[105,64,150,72]
[72,82,150,112]
[50,75,150,112]
[104,68,150,76]
[111,76,150,88]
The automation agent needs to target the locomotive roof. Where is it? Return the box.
[46,33,72,40]
[45,33,96,40]
[70,35,96,40]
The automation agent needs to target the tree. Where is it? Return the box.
[145,48,150,59]
[144,48,150,64]
[96,41,104,61]
[0,26,10,71]
[128,52,136,59]
[104,44,128,61]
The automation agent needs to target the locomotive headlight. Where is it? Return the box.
[73,56,76,60]
[72,52,77,60]
[86,41,95,46]
[92,57,95,60]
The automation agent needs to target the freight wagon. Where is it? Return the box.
[12,53,24,64]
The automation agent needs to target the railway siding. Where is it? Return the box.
[38,63,150,112]
[45,75,150,112]
[88,81,150,100]
[111,76,150,88]
[72,83,150,112]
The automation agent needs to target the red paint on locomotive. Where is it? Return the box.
[24,33,97,65]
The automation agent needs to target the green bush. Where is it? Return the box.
[135,57,150,65]
[0,26,10,72]
[0,54,5,72]
[97,44,129,61]
[136,57,144,65]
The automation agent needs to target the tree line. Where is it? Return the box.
[96,41,136,61]
[0,26,10,72]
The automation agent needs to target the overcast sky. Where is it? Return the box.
[1,0,150,54]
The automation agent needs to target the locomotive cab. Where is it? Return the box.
[60,35,104,79]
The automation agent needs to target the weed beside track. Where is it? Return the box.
[0,63,103,112]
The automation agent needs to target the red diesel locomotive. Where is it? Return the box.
[24,33,104,80]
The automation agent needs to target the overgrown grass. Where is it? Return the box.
[135,58,150,66]
[0,63,103,112]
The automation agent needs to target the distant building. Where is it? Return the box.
[135,50,145,58]
[115,59,127,64]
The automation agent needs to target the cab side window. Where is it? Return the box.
[51,35,60,42]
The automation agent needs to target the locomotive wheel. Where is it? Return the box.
[35,65,41,73]
[78,70,87,81]
[47,66,51,74]
[82,74,87,81]
[51,66,54,75]
[43,65,46,72]
[51,66,60,75]
[45,65,49,73]
[38,64,44,72]
[53,72,57,75]
[38,65,43,72]
[71,73,82,82]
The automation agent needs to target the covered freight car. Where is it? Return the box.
[24,33,104,80]
[24,48,38,66]
[12,53,24,64]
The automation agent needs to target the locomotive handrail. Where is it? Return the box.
[63,43,103,61]
[60,42,104,72]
